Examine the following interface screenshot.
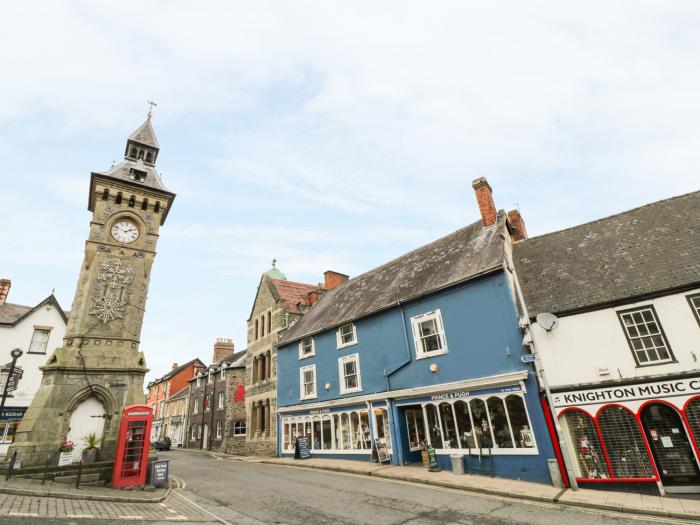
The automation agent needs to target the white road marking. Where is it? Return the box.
[67,514,95,518]
[118,516,145,520]
[9,513,39,517]
[171,489,235,525]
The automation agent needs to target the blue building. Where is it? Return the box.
[275,179,557,483]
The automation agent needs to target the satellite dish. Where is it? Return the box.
[536,312,559,332]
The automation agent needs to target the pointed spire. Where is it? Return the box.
[128,119,160,150]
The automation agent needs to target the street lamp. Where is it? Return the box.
[0,348,24,413]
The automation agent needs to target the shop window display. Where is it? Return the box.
[454,400,477,448]
[470,398,493,448]
[439,402,459,448]
[426,404,443,448]
[684,398,700,449]
[406,408,426,450]
[559,410,610,479]
[487,397,514,448]
[505,395,534,448]
[598,406,654,479]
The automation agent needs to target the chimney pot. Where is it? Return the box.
[471,177,497,227]
[213,338,235,363]
[507,209,528,241]
[323,271,349,290]
[0,279,11,306]
[171,362,178,370]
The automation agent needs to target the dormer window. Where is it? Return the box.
[129,168,147,183]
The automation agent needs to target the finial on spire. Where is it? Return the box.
[146,99,158,120]
[272,258,277,268]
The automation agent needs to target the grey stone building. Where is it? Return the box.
[244,262,322,456]
[186,340,246,451]
[9,116,175,466]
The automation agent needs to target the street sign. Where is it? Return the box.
[520,354,537,363]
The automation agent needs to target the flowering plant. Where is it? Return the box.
[59,440,75,453]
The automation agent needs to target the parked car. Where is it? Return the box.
[151,436,171,451]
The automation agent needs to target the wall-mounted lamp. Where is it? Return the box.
[325,382,331,390]
[429,363,438,373]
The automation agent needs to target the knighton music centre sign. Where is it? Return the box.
[552,377,700,408]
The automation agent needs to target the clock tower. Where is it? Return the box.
[10,116,175,466]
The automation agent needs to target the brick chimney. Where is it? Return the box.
[0,279,10,306]
[213,338,234,363]
[324,271,349,290]
[307,289,322,306]
[171,362,179,370]
[507,209,528,241]
[472,177,497,227]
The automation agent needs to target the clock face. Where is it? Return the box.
[111,220,140,244]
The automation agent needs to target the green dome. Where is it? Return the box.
[265,258,287,280]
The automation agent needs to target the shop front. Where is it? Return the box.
[0,407,26,456]
[552,376,700,494]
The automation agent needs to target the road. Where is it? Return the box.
[0,450,694,524]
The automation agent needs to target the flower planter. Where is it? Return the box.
[58,451,73,467]
[420,450,430,468]
[82,449,97,465]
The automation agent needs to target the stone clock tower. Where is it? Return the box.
[10,116,175,466]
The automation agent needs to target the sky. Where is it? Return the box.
[1,2,699,383]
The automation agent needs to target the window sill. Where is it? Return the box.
[300,395,318,401]
[337,341,358,350]
[415,349,449,360]
[26,351,47,355]
[339,387,363,395]
[299,353,316,360]
[635,359,678,368]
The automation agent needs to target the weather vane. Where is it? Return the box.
[146,99,158,120]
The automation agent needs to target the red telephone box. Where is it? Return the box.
[112,404,153,489]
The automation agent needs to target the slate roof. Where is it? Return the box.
[94,158,170,193]
[128,118,160,149]
[166,385,190,402]
[151,358,205,385]
[219,350,247,368]
[279,213,507,345]
[513,190,700,318]
[0,295,67,326]
[270,279,320,314]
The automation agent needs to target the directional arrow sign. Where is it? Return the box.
[520,354,537,363]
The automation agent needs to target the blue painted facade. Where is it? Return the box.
[276,270,557,484]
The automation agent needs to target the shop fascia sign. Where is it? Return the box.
[553,377,700,408]
[429,385,521,402]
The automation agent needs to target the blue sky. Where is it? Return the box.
[2,2,699,382]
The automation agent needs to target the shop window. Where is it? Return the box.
[597,406,654,479]
[487,397,514,449]
[411,310,448,359]
[333,414,341,449]
[688,294,700,327]
[341,413,352,450]
[0,421,18,444]
[359,411,370,449]
[406,408,427,451]
[439,402,459,448]
[559,410,610,479]
[300,365,316,400]
[374,408,391,449]
[426,404,443,448]
[685,397,700,448]
[336,323,357,348]
[505,395,534,448]
[339,354,362,394]
[454,400,477,448]
[312,417,322,449]
[299,337,315,359]
[470,398,493,448]
[28,328,51,354]
[617,306,674,365]
[322,416,332,449]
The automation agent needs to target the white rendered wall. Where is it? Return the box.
[0,302,67,408]
[533,288,700,389]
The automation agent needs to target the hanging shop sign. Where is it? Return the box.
[552,377,700,408]
[294,436,311,460]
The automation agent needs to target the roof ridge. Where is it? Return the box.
[517,189,700,243]
[271,278,318,288]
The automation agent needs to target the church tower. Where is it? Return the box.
[10,115,175,466]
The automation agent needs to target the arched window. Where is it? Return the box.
[154,201,160,213]
[260,315,265,337]
[141,198,148,210]
[312,417,322,450]
[191,425,197,440]
[470,398,493,448]
[218,391,224,409]
[267,311,272,334]
[216,420,223,439]
[439,402,458,448]
[487,397,514,448]
[101,188,109,200]
[359,411,370,449]
[454,400,476,448]
[255,319,259,340]
[137,149,144,160]
[559,409,610,479]
[597,406,654,478]
[425,404,443,448]
[115,192,122,205]
[128,195,135,207]
[686,397,700,449]
[197,425,202,439]
[505,395,534,448]
[341,413,351,449]
[145,151,153,163]
[321,415,332,450]
[333,413,341,449]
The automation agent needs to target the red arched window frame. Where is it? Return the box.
[680,395,700,462]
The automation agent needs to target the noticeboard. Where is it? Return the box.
[294,436,311,459]
[427,445,441,472]
[150,459,169,488]
[370,439,391,464]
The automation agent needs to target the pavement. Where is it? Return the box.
[3,449,700,523]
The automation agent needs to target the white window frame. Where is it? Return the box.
[28,328,51,354]
[216,420,223,439]
[336,323,357,349]
[299,337,316,360]
[207,372,214,384]
[218,391,224,409]
[193,398,199,414]
[221,367,226,380]
[411,309,448,359]
[300,365,317,400]
[233,421,246,436]
[196,377,201,387]
[338,354,362,394]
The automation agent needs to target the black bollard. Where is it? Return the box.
[42,454,50,485]
[76,458,83,489]
[5,450,17,481]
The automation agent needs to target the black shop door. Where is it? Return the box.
[640,403,700,489]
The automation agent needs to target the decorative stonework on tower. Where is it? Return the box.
[9,114,175,466]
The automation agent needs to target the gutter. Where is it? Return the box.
[383,301,412,390]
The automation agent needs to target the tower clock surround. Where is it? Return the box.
[8,115,175,467]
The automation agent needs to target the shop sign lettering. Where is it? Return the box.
[553,378,700,407]
[431,385,521,402]
[309,408,330,415]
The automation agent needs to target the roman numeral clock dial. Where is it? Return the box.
[111,220,140,244]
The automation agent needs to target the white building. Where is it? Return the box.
[514,190,700,495]
[0,279,68,455]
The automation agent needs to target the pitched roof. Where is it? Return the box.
[0,295,67,326]
[270,279,320,314]
[166,385,190,402]
[221,350,247,368]
[513,190,700,318]
[151,358,205,385]
[128,118,160,149]
[279,214,507,345]
[93,158,170,193]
